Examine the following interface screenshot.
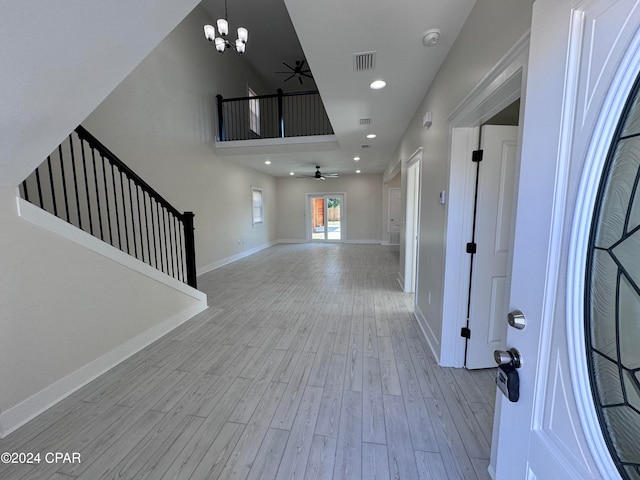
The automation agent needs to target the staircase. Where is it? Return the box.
[20,126,198,288]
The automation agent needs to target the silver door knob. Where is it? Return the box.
[494,348,522,368]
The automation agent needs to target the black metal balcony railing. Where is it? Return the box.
[20,126,198,288]
[216,89,333,141]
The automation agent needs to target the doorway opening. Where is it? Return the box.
[307,193,345,242]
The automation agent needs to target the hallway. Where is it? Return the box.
[0,243,495,479]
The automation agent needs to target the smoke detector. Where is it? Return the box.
[423,28,442,46]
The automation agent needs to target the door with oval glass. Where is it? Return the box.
[492,0,640,478]
[307,193,344,242]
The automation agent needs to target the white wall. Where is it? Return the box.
[0,0,199,186]
[82,6,278,273]
[276,173,383,242]
[395,0,534,360]
[0,187,205,436]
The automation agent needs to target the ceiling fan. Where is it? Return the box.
[296,166,338,180]
[276,60,313,85]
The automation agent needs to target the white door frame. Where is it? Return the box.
[403,148,422,293]
[441,34,529,368]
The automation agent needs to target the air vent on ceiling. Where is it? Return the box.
[359,117,372,125]
[361,144,371,149]
[353,51,376,71]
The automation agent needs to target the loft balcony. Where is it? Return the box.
[215,89,337,155]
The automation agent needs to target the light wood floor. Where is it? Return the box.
[0,243,496,480]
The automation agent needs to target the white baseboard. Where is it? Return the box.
[277,239,307,244]
[344,239,382,244]
[197,240,277,275]
[413,303,441,364]
[0,301,207,438]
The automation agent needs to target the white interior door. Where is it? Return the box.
[404,152,421,293]
[466,125,518,369]
[492,0,640,478]
[388,188,401,244]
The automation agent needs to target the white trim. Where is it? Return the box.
[0,301,207,438]
[441,127,479,367]
[448,32,530,126]
[17,197,206,302]
[567,13,640,479]
[197,240,278,275]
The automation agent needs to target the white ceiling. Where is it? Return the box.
[200,0,477,178]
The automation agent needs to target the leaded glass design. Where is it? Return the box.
[586,75,640,480]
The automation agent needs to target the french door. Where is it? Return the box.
[307,193,344,242]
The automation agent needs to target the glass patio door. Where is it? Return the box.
[308,194,344,241]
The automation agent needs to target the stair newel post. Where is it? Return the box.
[216,94,225,141]
[277,88,285,138]
[183,211,198,289]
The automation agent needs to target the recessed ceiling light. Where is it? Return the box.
[366,134,376,139]
[265,160,271,165]
[289,172,294,176]
[353,156,360,161]
[356,169,361,174]
[369,80,386,90]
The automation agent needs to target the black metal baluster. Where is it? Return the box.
[177,216,185,281]
[119,170,130,254]
[110,163,121,249]
[58,144,70,222]
[134,187,144,262]
[172,215,179,281]
[165,209,172,278]
[68,134,82,229]
[46,155,58,217]
[143,192,151,266]
[21,179,29,202]
[128,177,137,259]
[35,168,44,208]
[157,203,165,273]
[150,198,158,268]
[81,139,94,235]
[99,154,111,244]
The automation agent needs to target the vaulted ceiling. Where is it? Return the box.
[200,0,477,178]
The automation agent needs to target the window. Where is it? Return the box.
[248,87,260,136]
[586,73,640,479]
[251,187,264,226]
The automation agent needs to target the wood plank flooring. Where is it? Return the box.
[0,243,496,480]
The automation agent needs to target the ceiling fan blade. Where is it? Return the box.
[282,62,295,71]
[301,72,313,79]
[284,73,296,82]
[298,76,303,85]
[299,60,306,69]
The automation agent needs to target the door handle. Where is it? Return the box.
[494,348,522,369]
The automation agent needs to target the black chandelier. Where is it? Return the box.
[204,0,248,54]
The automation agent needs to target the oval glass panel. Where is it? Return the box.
[586,75,640,480]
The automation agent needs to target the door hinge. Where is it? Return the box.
[461,327,471,339]
[466,242,477,254]
[472,149,483,162]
